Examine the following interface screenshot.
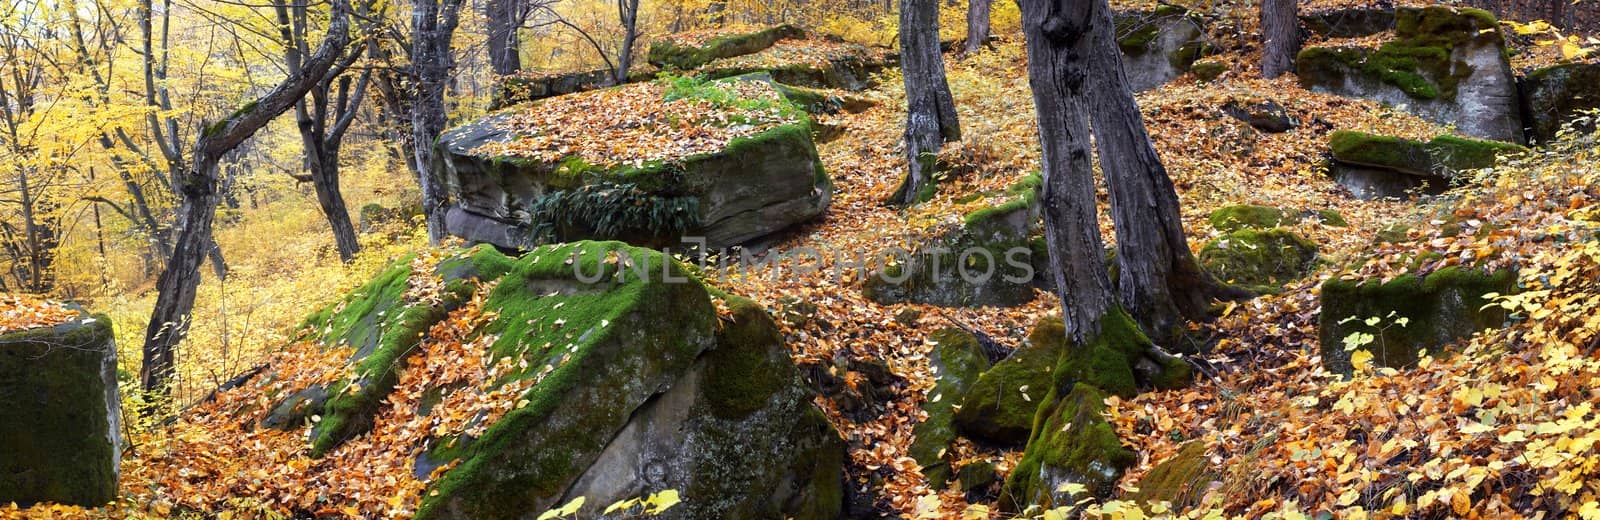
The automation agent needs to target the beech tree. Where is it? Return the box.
[893,0,961,205]
[1261,0,1300,78]
[141,0,354,393]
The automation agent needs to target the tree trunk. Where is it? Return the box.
[1082,0,1240,346]
[615,0,641,83]
[486,0,522,76]
[1017,0,1114,345]
[311,147,360,261]
[965,0,991,53]
[893,0,961,205]
[141,0,352,394]
[411,0,464,243]
[1261,0,1299,79]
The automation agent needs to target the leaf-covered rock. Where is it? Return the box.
[908,328,991,488]
[1199,228,1320,293]
[1521,62,1600,144]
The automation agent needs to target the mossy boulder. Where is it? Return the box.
[436,77,831,250]
[698,40,894,91]
[1301,7,1396,38]
[1114,6,1213,92]
[909,328,992,488]
[1190,60,1226,82]
[1126,441,1215,509]
[1521,62,1600,144]
[1000,383,1135,510]
[1297,7,1523,142]
[1319,266,1516,375]
[1208,205,1289,232]
[864,174,1043,307]
[0,311,121,508]
[953,319,1063,446]
[647,25,806,71]
[1327,130,1526,199]
[1199,228,1319,293]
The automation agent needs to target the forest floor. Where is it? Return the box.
[6,16,1600,520]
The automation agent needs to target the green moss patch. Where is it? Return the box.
[647,25,806,70]
[909,328,992,488]
[1199,228,1319,294]
[1297,7,1503,102]
[953,320,1063,446]
[1126,440,1215,509]
[1329,130,1525,177]
[1319,266,1516,375]
[1000,383,1136,511]
[1208,205,1289,232]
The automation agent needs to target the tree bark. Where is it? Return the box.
[893,0,961,205]
[1082,0,1240,346]
[486,0,522,76]
[411,0,465,243]
[281,0,369,263]
[141,0,353,394]
[965,0,991,53]
[615,0,641,82]
[1261,0,1299,79]
[1017,0,1114,345]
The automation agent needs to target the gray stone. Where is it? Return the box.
[1319,267,1515,375]
[1521,62,1600,144]
[1115,6,1212,92]
[1302,7,1396,38]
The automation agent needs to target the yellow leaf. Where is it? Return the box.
[647,489,680,514]
[1351,349,1375,373]
[1451,490,1471,515]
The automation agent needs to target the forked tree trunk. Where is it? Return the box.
[966,0,991,53]
[1016,0,1115,345]
[894,0,961,205]
[1083,0,1241,346]
[1261,0,1299,78]
[615,0,641,82]
[141,0,353,393]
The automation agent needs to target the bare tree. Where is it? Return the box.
[1261,0,1300,78]
[276,0,372,262]
[893,0,961,205]
[142,0,354,393]
[966,0,991,53]
[614,0,642,82]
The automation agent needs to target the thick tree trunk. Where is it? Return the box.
[411,0,464,243]
[1261,0,1299,79]
[965,0,991,53]
[894,0,961,205]
[1017,0,1114,345]
[1082,0,1239,346]
[485,0,522,76]
[141,0,351,394]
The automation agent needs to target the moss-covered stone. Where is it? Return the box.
[1114,6,1212,91]
[1000,384,1136,511]
[1301,7,1396,38]
[952,319,1063,446]
[865,173,1042,308]
[1522,63,1600,144]
[1327,130,1525,199]
[1319,266,1516,375]
[1126,441,1215,509]
[647,25,806,70]
[438,76,831,250]
[956,460,999,495]
[1199,228,1319,293]
[1317,209,1350,227]
[1190,60,1226,82]
[1208,204,1289,232]
[0,312,120,508]
[909,328,992,488]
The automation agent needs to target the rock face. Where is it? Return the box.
[864,174,1044,307]
[1301,6,1396,38]
[434,78,832,250]
[1326,130,1526,199]
[1297,7,1524,143]
[1319,266,1515,375]
[1115,6,1213,92]
[0,311,121,507]
[260,243,845,519]
[908,328,991,488]
[1222,99,1296,133]
[649,25,891,91]
[1521,62,1600,144]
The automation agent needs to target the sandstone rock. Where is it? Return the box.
[1326,130,1526,199]
[1302,6,1396,38]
